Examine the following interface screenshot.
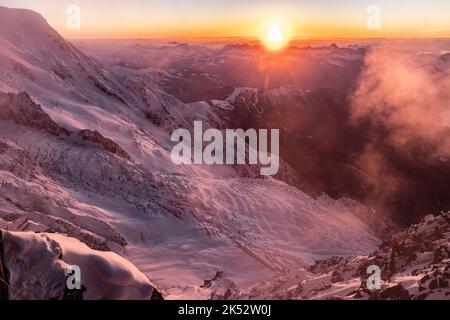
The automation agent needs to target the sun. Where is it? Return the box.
[268,25,283,43]
[259,17,292,51]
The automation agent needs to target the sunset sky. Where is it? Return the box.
[1,0,449,39]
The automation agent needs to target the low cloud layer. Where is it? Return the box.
[350,43,450,222]
[352,44,450,158]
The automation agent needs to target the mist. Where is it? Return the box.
[350,42,450,223]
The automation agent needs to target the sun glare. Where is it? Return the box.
[268,25,283,43]
[259,17,292,51]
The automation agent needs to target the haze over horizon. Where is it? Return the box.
[0,0,449,39]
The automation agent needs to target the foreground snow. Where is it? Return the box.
[0,230,161,300]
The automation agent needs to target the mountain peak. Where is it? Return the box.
[0,6,48,27]
[0,6,60,47]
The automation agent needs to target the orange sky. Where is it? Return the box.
[1,0,449,39]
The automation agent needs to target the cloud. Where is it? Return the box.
[351,43,450,159]
[349,42,450,221]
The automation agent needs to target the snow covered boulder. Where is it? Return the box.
[0,230,162,300]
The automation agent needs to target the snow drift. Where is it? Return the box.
[0,230,161,300]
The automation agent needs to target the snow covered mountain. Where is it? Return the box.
[0,6,411,300]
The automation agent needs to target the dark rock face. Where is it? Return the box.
[0,91,131,161]
[78,129,131,161]
[0,92,69,136]
[150,289,164,300]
